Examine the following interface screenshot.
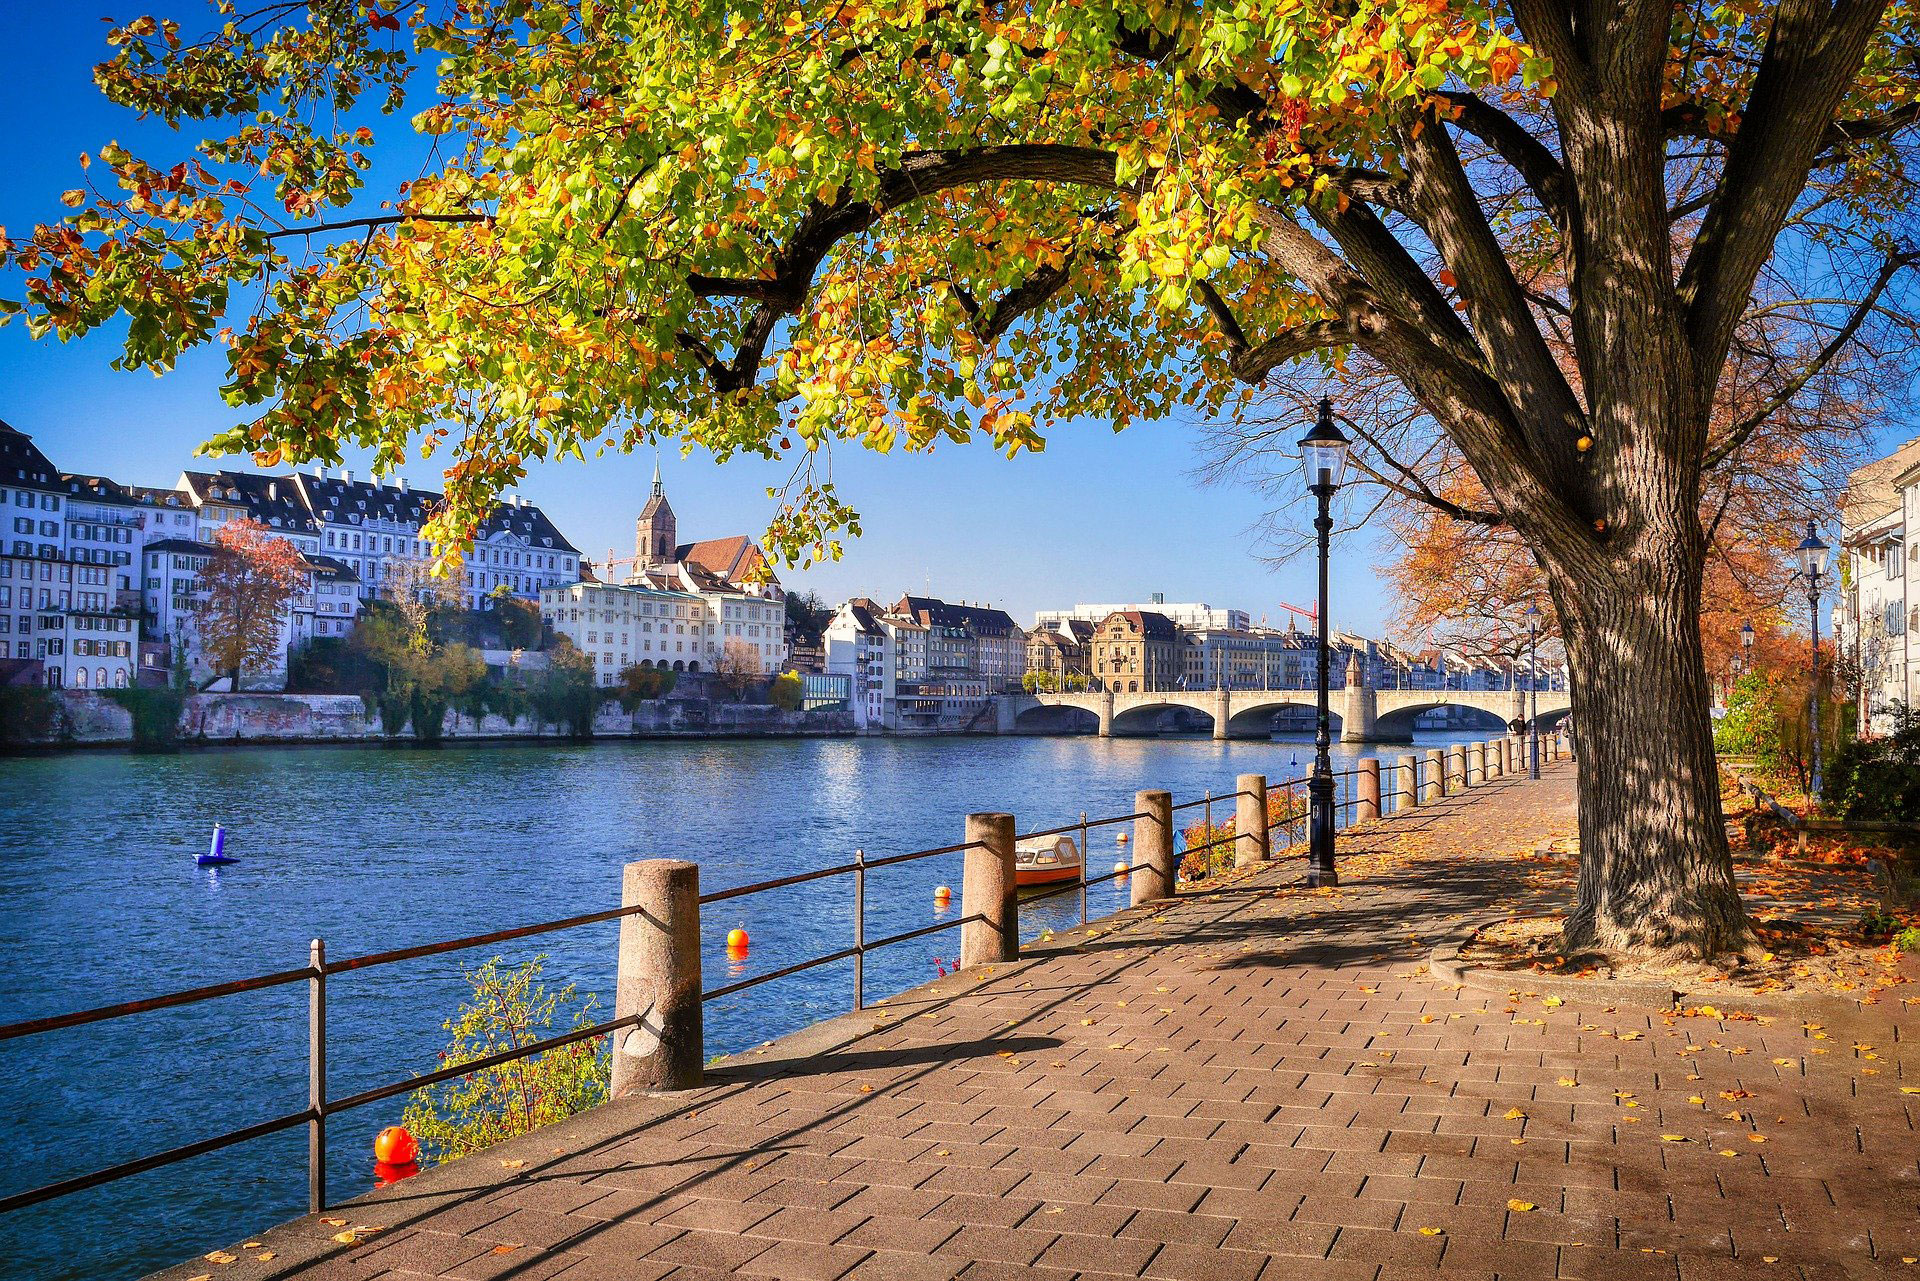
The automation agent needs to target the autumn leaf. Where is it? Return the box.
[1507,1199,1536,1212]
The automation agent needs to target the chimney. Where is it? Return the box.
[399,477,409,493]
[342,469,353,485]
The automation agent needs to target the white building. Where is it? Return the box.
[541,579,716,684]
[824,599,893,727]
[1839,437,1920,733]
[1037,598,1252,634]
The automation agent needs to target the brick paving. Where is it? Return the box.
[167,764,1920,1281]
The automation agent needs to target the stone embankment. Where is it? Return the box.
[17,689,856,749]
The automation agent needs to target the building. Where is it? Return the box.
[542,466,785,681]
[1090,609,1182,691]
[894,595,1023,693]
[824,598,892,726]
[1838,437,1920,733]
[1179,627,1314,690]
[540,579,713,684]
[1037,597,1252,633]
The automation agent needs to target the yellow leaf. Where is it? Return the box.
[1542,996,1563,1007]
[1772,1058,1794,1067]
[322,1218,348,1227]
[1558,1077,1576,1087]
[255,1253,275,1263]
[1900,1087,1920,1094]
[1659,1135,1689,1142]
[1748,1134,1768,1143]
[205,1253,237,1265]
[60,189,86,208]
[1719,1150,1738,1157]
[332,1232,357,1244]
[1503,1107,1527,1120]
[500,1159,524,1169]
[1419,1226,1444,1236]
[1507,1199,1536,1212]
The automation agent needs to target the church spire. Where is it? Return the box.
[651,453,662,497]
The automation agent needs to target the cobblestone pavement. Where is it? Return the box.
[171,764,1920,1281]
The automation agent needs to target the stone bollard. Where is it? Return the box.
[1357,758,1381,822]
[1131,789,1175,906]
[1447,744,1467,793]
[1424,748,1446,801]
[1468,741,1485,787]
[1235,774,1270,868]
[1483,738,1500,780]
[1398,754,1421,809]
[961,812,1018,969]
[612,859,703,1097]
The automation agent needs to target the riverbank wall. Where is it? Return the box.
[8,690,858,750]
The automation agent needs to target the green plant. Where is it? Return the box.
[768,670,803,713]
[1823,703,1920,823]
[613,662,678,711]
[0,685,63,748]
[399,956,609,1166]
[105,687,185,751]
[1716,671,1789,770]
[530,641,602,738]
[1893,926,1920,954]
[1858,910,1903,940]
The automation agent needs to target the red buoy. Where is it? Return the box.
[373,1159,420,1187]
[726,927,750,951]
[373,1125,419,1166]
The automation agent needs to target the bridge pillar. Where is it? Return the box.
[1424,749,1445,801]
[1398,754,1420,809]
[1213,688,1230,741]
[1468,741,1485,787]
[1338,653,1378,742]
[1097,691,1114,738]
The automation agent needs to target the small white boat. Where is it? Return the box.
[1014,834,1082,887]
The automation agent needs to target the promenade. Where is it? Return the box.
[166,765,1918,1281]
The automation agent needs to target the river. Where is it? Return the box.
[0,727,1503,1279]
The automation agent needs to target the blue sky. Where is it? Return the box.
[0,9,1672,639]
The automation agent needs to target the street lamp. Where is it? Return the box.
[1299,397,1351,888]
[1795,522,1830,794]
[1524,603,1541,779]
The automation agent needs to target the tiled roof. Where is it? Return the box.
[0,420,61,490]
[895,595,1019,636]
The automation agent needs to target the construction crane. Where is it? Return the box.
[592,547,644,583]
[1273,600,1318,628]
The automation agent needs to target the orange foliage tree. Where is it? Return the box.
[193,518,307,689]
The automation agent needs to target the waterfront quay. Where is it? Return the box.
[152,755,1916,1281]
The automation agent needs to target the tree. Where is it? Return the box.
[784,591,833,641]
[612,661,676,708]
[10,2,1920,955]
[769,670,805,712]
[715,639,762,698]
[193,518,305,690]
[488,588,546,650]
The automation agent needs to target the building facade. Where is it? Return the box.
[1839,437,1920,733]
[1090,610,1182,691]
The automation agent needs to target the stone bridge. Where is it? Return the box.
[996,672,1570,743]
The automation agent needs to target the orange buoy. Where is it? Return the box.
[933,885,952,902]
[1116,832,1129,844]
[726,927,750,950]
[373,1125,418,1166]
[1114,861,1129,877]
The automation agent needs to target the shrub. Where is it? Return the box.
[399,956,609,1165]
[105,687,185,751]
[1180,788,1308,882]
[1715,671,1789,769]
[1823,703,1920,824]
[612,663,678,711]
[768,670,803,712]
[0,685,63,748]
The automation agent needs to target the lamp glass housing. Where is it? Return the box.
[1298,400,1351,490]
[1796,523,1830,578]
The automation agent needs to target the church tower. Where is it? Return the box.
[635,459,678,567]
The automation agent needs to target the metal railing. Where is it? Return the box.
[0,734,1569,1230]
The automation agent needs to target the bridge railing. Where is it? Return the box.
[0,727,1572,1243]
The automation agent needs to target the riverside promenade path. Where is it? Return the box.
[163,764,1919,1281]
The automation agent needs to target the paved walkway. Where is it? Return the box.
[169,766,1920,1281]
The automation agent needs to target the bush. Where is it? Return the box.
[0,685,63,748]
[612,663,678,711]
[768,670,803,712]
[1716,670,1789,769]
[1180,787,1308,882]
[105,687,185,751]
[399,956,609,1165]
[1823,703,1920,823]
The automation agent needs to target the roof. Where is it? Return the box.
[0,420,61,492]
[142,537,208,556]
[58,473,151,506]
[303,553,360,583]
[183,470,320,535]
[1841,436,1920,531]
[294,471,580,554]
[1101,610,1178,640]
[675,535,772,586]
[894,595,1019,636]
[840,601,884,635]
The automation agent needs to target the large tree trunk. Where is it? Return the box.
[1547,531,1749,957]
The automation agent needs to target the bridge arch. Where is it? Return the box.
[1109,700,1215,736]
[1372,698,1512,740]
[1224,697,1330,739]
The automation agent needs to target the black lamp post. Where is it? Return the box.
[1524,603,1541,779]
[1299,398,1351,888]
[1736,619,1755,695]
[1795,522,1830,794]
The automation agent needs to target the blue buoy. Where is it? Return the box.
[197,823,239,867]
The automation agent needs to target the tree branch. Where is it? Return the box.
[1434,91,1571,231]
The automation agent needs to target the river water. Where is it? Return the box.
[0,728,1500,1279]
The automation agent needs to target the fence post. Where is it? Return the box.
[1398,754,1420,809]
[961,813,1018,968]
[612,859,703,1097]
[1357,759,1380,822]
[1468,741,1485,787]
[1424,748,1445,801]
[308,938,326,1215]
[1236,774,1270,867]
[853,849,866,1011]
[1132,790,1175,906]
[1486,738,1503,779]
